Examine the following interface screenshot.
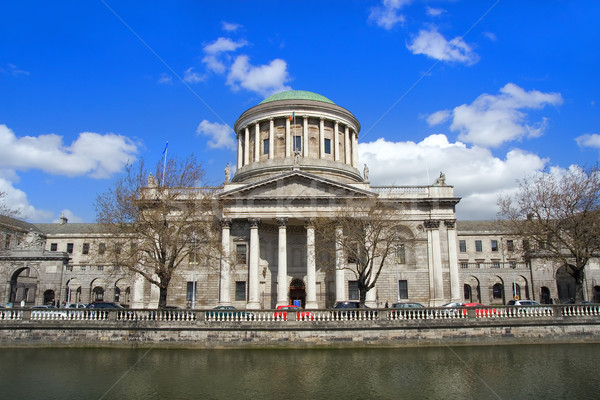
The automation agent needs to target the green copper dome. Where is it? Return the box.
[259,90,335,105]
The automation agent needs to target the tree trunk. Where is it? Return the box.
[158,286,168,309]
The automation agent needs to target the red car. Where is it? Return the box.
[274,305,314,321]
[463,303,498,317]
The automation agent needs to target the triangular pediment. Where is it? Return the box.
[220,171,375,200]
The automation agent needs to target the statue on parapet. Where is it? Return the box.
[363,164,369,181]
[433,171,446,186]
[224,163,231,183]
[147,173,157,187]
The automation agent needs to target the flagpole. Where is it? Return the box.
[162,140,168,187]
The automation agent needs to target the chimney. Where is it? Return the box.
[59,212,68,225]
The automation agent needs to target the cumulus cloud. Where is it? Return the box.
[0,177,53,221]
[575,133,600,150]
[369,0,412,30]
[6,63,30,76]
[202,37,248,74]
[196,120,236,150]
[426,7,445,17]
[359,134,548,219]
[407,28,479,65]
[0,124,139,178]
[183,67,205,83]
[429,83,563,148]
[426,109,451,126]
[158,73,172,84]
[222,21,242,32]
[226,55,291,97]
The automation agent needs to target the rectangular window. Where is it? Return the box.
[398,280,409,299]
[50,243,57,251]
[99,243,106,255]
[459,240,466,252]
[67,243,74,254]
[263,138,270,155]
[507,240,514,252]
[293,136,302,152]
[396,244,406,264]
[348,281,359,300]
[235,281,246,301]
[475,240,482,252]
[491,240,498,252]
[324,138,331,154]
[186,281,197,302]
[236,244,247,264]
[82,243,90,255]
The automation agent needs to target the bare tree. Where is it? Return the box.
[316,199,403,306]
[0,192,22,219]
[498,166,600,302]
[95,155,222,308]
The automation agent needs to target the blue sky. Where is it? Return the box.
[1,0,599,222]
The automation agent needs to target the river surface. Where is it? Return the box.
[1,344,599,399]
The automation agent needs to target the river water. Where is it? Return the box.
[1,344,598,399]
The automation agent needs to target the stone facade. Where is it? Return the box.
[2,90,600,308]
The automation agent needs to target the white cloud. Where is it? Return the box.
[196,120,236,150]
[202,37,248,74]
[431,83,563,148]
[158,73,172,84]
[359,134,548,219]
[407,28,479,65]
[222,21,242,32]
[0,177,53,221]
[426,7,445,17]
[226,55,291,97]
[183,67,205,83]
[7,63,29,76]
[369,0,412,30]
[0,124,139,178]
[575,133,600,150]
[483,31,497,41]
[426,109,451,126]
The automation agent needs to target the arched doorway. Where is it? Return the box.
[43,289,55,306]
[556,265,576,303]
[592,286,600,303]
[9,267,38,306]
[540,286,552,304]
[289,279,306,308]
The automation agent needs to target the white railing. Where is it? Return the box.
[4,304,600,323]
[370,186,429,195]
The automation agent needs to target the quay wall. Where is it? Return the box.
[1,308,600,348]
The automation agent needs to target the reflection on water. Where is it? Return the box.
[0,344,598,399]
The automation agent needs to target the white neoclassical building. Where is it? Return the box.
[4,90,599,309]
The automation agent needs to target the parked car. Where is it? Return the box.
[507,300,540,306]
[274,305,314,321]
[86,302,124,309]
[332,301,377,319]
[63,302,87,309]
[392,302,425,308]
[31,305,67,319]
[207,305,254,320]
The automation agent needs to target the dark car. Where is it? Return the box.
[207,305,254,320]
[332,301,377,319]
[86,302,124,309]
[392,302,425,308]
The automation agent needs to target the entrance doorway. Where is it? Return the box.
[9,267,38,306]
[289,278,306,308]
[556,265,576,302]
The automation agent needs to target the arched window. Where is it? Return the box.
[464,284,472,301]
[92,286,104,302]
[493,283,503,299]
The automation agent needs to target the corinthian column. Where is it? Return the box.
[244,127,249,166]
[305,219,318,309]
[425,220,444,306]
[319,117,325,159]
[285,117,291,158]
[303,116,309,158]
[247,218,261,309]
[334,121,340,161]
[276,217,288,306]
[445,220,461,302]
[237,132,243,169]
[269,118,274,159]
[254,122,260,163]
[219,218,232,305]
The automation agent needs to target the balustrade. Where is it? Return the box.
[3,304,600,324]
